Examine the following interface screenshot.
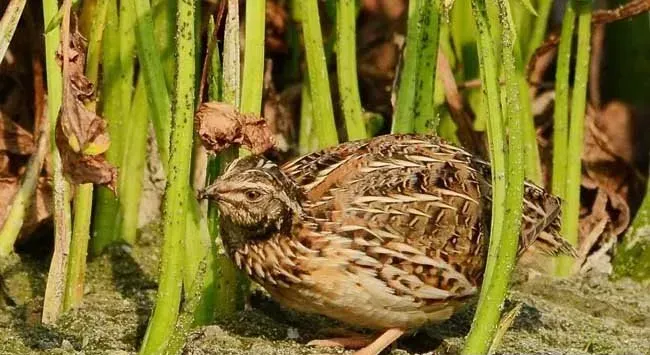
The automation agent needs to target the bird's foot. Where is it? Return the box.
[307,328,405,355]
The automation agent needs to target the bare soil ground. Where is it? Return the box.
[1,222,649,355]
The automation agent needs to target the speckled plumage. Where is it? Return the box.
[202,134,576,340]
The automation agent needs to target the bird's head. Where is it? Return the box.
[199,155,303,247]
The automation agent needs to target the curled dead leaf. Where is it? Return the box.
[55,123,117,191]
[54,19,116,189]
[55,23,110,156]
[0,116,35,155]
[195,102,275,155]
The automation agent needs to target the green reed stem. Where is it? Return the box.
[139,0,196,352]
[207,0,248,320]
[90,0,119,255]
[302,0,338,148]
[550,4,575,201]
[42,0,72,325]
[393,0,441,134]
[240,0,265,114]
[335,0,366,140]
[462,0,523,352]
[556,1,591,276]
[119,77,149,246]
[526,0,553,60]
[133,0,172,168]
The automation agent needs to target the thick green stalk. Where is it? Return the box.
[0,0,27,61]
[93,0,138,249]
[209,0,248,319]
[556,1,591,276]
[335,0,366,140]
[515,44,542,184]
[84,0,108,85]
[90,0,120,255]
[302,0,338,148]
[462,0,523,352]
[133,0,172,168]
[41,0,73,325]
[519,75,542,184]
[526,0,554,60]
[139,0,196,352]
[119,78,149,245]
[392,0,441,134]
[240,0,266,114]
[151,0,176,90]
[65,184,92,309]
[550,4,575,201]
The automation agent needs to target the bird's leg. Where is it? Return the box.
[307,335,374,349]
[353,328,405,355]
[306,328,405,353]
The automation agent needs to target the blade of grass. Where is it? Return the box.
[551,2,575,202]
[0,0,27,62]
[302,0,338,148]
[335,0,366,140]
[392,0,441,134]
[526,0,554,60]
[139,0,196,352]
[67,0,119,307]
[556,0,591,276]
[90,0,120,255]
[42,0,73,325]
[462,0,525,351]
[118,77,149,246]
[151,0,176,90]
[208,0,249,319]
[133,0,171,169]
[240,0,266,115]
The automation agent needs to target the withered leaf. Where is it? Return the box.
[195,102,275,155]
[0,116,35,155]
[55,25,110,156]
[55,123,117,191]
[55,20,116,189]
[0,177,53,238]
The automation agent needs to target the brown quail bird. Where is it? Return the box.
[200,134,576,355]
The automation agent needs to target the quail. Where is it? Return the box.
[201,134,576,355]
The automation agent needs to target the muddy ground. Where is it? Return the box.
[1,223,649,355]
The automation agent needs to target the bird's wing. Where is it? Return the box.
[294,134,489,304]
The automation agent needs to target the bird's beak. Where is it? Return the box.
[198,182,222,201]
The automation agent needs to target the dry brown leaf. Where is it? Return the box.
[0,177,53,237]
[55,28,110,155]
[0,116,35,155]
[195,102,275,155]
[54,20,116,190]
[576,102,645,263]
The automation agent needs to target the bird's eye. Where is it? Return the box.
[244,189,262,201]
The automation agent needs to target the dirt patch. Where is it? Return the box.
[1,225,649,355]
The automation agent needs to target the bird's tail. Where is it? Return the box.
[518,182,578,257]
